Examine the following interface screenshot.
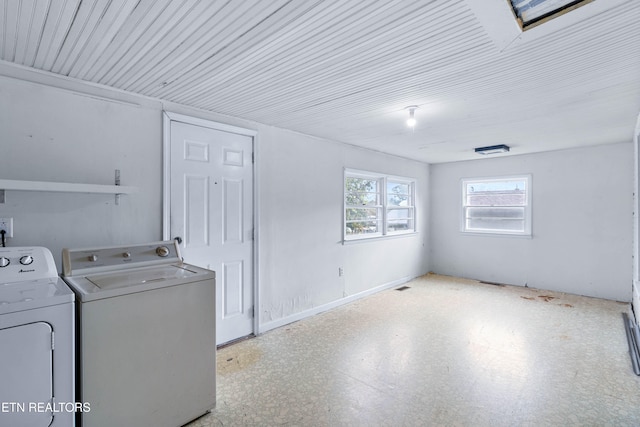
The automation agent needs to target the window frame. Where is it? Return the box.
[344,169,417,242]
[509,0,593,30]
[460,174,532,237]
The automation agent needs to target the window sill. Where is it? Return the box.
[343,231,419,245]
[461,231,532,239]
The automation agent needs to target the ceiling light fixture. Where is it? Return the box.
[474,144,510,155]
[405,105,419,128]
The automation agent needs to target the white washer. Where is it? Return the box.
[0,246,75,427]
[61,241,216,427]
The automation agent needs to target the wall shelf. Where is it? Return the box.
[0,170,138,204]
[0,179,138,195]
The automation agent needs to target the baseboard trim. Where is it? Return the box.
[258,276,416,335]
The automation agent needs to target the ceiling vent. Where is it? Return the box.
[474,144,510,155]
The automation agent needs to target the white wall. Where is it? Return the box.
[0,65,430,331]
[0,74,163,265]
[257,126,429,329]
[429,143,633,302]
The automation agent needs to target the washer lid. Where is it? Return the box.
[63,263,214,302]
[87,265,199,290]
[0,277,74,315]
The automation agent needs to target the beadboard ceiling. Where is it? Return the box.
[1,0,639,163]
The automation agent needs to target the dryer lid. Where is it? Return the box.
[0,277,74,315]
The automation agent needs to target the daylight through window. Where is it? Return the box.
[462,175,531,236]
[345,170,416,240]
[510,0,590,28]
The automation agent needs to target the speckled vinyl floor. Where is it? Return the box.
[186,274,640,427]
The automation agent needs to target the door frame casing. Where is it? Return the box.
[634,113,640,326]
[162,111,260,338]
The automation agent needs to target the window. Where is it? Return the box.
[462,175,531,236]
[510,0,591,28]
[344,170,416,240]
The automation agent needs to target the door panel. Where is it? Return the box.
[223,260,244,317]
[0,322,53,427]
[185,175,209,247]
[224,179,243,243]
[170,119,254,345]
[185,140,209,162]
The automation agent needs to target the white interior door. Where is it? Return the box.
[168,117,254,345]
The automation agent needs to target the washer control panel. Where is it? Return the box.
[0,247,58,282]
[62,241,182,276]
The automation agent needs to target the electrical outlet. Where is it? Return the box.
[0,218,13,238]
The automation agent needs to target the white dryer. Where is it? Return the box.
[0,246,75,427]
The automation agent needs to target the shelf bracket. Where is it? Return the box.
[115,169,121,205]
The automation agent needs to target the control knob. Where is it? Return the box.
[19,255,33,265]
[88,255,98,262]
[156,246,170,257]
[0,257,9,268]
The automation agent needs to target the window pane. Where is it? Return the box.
[462,175,530,235]
[388,220,414,232]
[387,208,412,220]
[466,207,525,232]
[510,0,583,25]
[344,171,416,240]
[387,181,410,195]
[346,177,377,192]
[346,177,379,206]
[387,208,414,232]
[346,191,378,206]
[465,180,526,206]
[345,220,381,235]
[346,207,378,221]
[387,182,412,206]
